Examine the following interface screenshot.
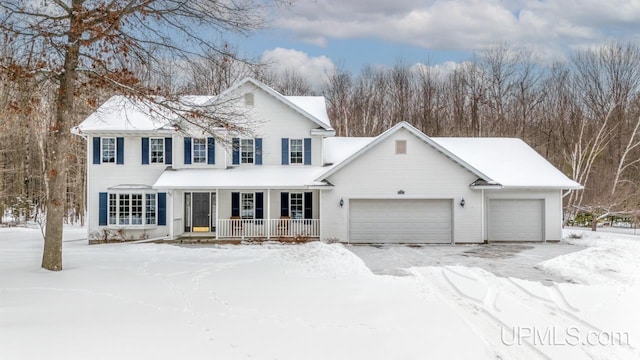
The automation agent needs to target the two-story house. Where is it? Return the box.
[74,78,581,244]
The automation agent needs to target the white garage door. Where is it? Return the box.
[488,199,544,242]
[349,199,452,243]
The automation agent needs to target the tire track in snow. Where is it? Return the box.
[420,266,637,360]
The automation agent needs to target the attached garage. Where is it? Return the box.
[488,199,544,242]
[349,199,452,243]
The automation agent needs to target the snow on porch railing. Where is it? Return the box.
[217,219,320,239]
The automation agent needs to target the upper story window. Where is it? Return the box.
[281,138,310,165]
[232,137,261,165]
[241,139,254,164]
[102,137,116,163]
[193,138,207,164]
[184,137,213,165]
[289,139,303,164]
[94,136,123,165]
[150,138,164,163]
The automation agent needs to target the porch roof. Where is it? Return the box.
[152,166,330,190]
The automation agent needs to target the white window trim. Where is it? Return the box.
[240,138,255,165]
[107,192,158,229]
[240,192,255,219]
[289,192,304,220]
[289,139,304,165]
[149,137,165,164]
[192,138,207,164]
[101,137,117,164]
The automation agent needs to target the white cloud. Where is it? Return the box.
[261,48,336,87]
[273,0,640,55]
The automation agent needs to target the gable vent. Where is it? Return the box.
[244,93,254,106]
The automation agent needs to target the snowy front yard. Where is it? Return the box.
[1,227,639,359]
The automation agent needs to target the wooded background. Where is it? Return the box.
[2,42,640,227]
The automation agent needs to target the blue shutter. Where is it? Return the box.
[141,137,149,165]
[255,138,262,165]
[281,138,289,165]
[93,137,101,164]
[280,192,289,217]
[304,192,313,219]
[165,137,172,165]
[282,138,289,165]
[232,138,239,165]
[207,137,215,164]
[184,137,192,165]
[304,138,311,165]
[99,192,108,226]
[231,192,240,217]
[116,137,124,164]
[158,193,167,226]
[255,192,264,220]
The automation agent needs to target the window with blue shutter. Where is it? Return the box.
[184,137,192,165]
[304,192,313,219]
[141,137,149,165]
[99,192,108,225]
[231,192,240,216]
[280,192,289,217]
[93,137,101,164]
[158,193,167,226]
[232,138,240,165]
[165,138,172,165]
[281,138,289,165]
[116,137,124,164]
[255,138,262,165]
[303,138,311,165]
[255,192,264,220]
[207,137,215,164]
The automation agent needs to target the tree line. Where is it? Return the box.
[2,41,640,232]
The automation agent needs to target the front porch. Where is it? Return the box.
[172,188,323,241]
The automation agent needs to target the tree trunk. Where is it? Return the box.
[591,212,598,232]
[41,6,81,271]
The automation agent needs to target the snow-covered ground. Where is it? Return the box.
[1,227,638,359]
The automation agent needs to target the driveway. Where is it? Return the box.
[347,242,584,283]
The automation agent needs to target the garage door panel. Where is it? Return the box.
[488,199,543,242]
[349,199,452,244]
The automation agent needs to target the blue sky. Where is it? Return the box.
[233,0,640,84]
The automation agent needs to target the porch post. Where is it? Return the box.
[215,188,219,240]
[266,189,271,239]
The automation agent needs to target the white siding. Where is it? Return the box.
[320,128,483,243]
[87,135,170,239]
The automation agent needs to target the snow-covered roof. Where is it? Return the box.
[215,78,334,131]
[76,95,220,134]
[76,96,175,133]
[75,78,334,134]
[316,122,581,190]
[153,166,330,190]
[284,96,332,130]
[323,137,375,165]
[317,122,492,182]
[431,137,582,189]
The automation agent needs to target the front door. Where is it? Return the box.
[192,192,210,232]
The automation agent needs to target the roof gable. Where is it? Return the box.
[214,77,334,131]
[316,121,491,182]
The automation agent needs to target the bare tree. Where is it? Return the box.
[0,0,282,270]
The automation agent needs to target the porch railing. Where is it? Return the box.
[216,219,320,239]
